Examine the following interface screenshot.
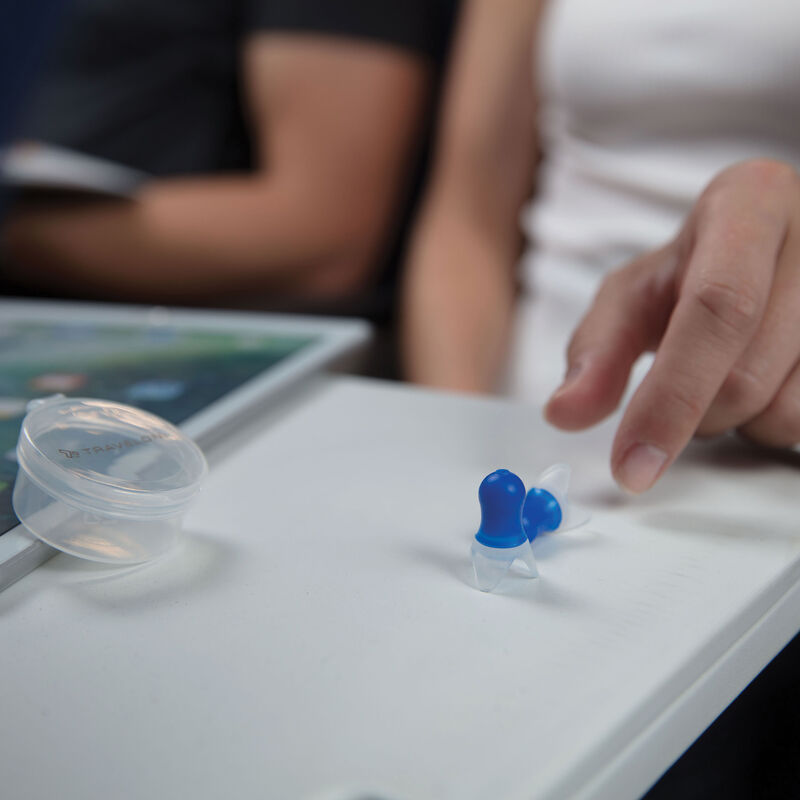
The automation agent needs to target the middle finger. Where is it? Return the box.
[697,227,800,436]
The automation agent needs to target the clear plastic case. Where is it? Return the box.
[13,395,207,564]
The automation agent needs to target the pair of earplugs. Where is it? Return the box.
[471,464,589,592]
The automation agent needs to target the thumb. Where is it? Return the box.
[545,249,675,431]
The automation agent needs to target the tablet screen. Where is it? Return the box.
[0,320,317,536]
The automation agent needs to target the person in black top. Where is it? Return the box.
[3,0,457,307]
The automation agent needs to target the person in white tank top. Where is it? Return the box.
[402,0,800,494]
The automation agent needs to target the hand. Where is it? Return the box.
[545,159,800,493]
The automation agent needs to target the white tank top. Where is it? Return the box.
[508,0,800,403]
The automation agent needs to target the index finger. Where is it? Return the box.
[611,206,782,493]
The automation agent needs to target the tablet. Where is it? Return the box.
[0,299,370,591]
[2,142,147,198]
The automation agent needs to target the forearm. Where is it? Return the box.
[4,173,375,302]
[3,35,432,304]
[402,208,517,393]
[400,0,540,393]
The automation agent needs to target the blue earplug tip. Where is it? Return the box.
[522,487,562,541]
[475,469,528,548]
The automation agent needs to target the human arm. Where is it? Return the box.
[545,159,800,492]
[401,0,543,392]
[3,35,429,303]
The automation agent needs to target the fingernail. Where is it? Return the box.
[615,443,668,494]
[549,360,586,401]
[565,361,584,382]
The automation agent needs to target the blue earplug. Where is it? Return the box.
[471,469,538,592]
[475,469,528,549]
[470,464,590,593]
[523,487,562,541]
[522,463,590,542]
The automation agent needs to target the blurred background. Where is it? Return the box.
[0,0,461,376]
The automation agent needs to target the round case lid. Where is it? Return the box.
[15,394,207,521]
